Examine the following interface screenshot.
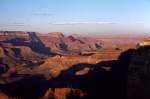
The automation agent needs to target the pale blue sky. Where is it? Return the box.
[0,0,150,34]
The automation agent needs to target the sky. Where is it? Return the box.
[0,0,150,34]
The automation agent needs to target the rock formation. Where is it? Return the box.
[128,47,150,99]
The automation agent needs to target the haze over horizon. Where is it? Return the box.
[0,0,150,34]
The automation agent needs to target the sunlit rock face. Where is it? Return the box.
[43,88,86,99]
[128,47,150,99]
[35,55,98,78]
[0,47,5,57]
[0,92,8,99]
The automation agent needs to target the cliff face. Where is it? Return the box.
[39,32,102,54]
[128,47,150,99]
[0,31,102,55]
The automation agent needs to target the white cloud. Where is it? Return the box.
[49,21,118,25]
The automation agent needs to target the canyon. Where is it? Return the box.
[0,31,149,99]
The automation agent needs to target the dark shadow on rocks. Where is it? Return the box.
[47,48,135,99]
[9,38,27,46]
[127,46,150,99]
[28,32,53,55]
[3,31,54,55]
[11,48,21,57]
[0,75,49,99]
[0,48,136,99]
[59,42,68,51]
[0,58,9,75]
